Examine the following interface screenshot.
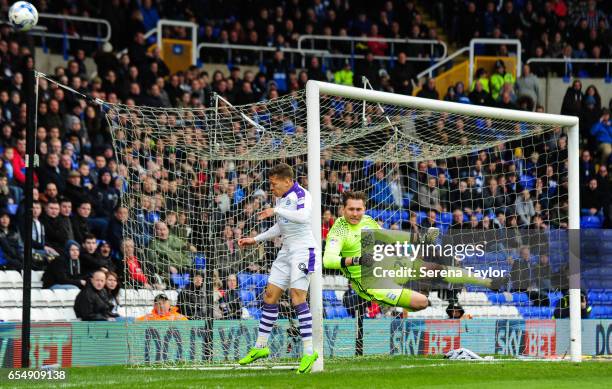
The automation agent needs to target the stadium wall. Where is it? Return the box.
[1,319,611,368]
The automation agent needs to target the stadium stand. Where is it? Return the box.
[0,0,610,323]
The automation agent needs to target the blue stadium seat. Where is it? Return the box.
[240,290,256,303]
[520,175,536,190]
[511,292,530,304]
[171,273,190,289]
[237,273,254,289]
[440,212,452,224]
[366,209,381,220]
[581,215,603,229]
[253,274,268,290]
[248,307,261,320]
[487,292,506,304]
[335,306,349,318]
[323,290,337,302]
[416,211,427,224]
[193,255,206,270]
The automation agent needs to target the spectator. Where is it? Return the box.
[354,52,380,89]
[533,254,552,291]
[63,170,91,207]
[71,201,93,245]
[321,209,335,240]
[482,178,507,214]
[390,52,415,95]
[451,209,466,229]
[490,60,515,101]
[219,273,243,319]
[177,272,206,320]
[40,199,71,253]
[370,169,393,207]
[90,168,119,232]
[579,149,596,185]
[80,233,114,276]
[453,181,477,215]
[418,176,441,212]
[74,270,116,321]
[0,211,22,270]
[560,80,583,116]
[37,153,65,193]
[417,78,439,100]
[553,291,591,319]
[106,206,128,254]
[590,109,612,166]
[148,221,196,278]
[137,293,188,321]
[28,200,60,265]
[515,64,541,107]
[422,210,438,229]
[470,68,490,93]
[333,61,353,86]
[42,240,85,290]
[58,197,76,240]
[515,189,536,227]
[581,178,605,215]
[510,246,532,291]
[469,80,494,107]
[105,271,121,318]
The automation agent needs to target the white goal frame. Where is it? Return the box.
[305,81,582,371]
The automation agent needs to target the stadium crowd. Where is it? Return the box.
[0,0,609,321]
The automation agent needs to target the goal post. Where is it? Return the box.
[305,80,581,365]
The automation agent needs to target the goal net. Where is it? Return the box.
[106,81,580,367]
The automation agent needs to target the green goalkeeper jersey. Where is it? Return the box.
[322,215,380,284]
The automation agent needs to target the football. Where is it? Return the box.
[8,1,38,32]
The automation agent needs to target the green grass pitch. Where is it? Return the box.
[4,356,611,388]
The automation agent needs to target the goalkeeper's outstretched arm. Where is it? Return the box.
[322,227,344,270]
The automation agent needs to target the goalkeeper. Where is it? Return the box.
[323,191,507,311]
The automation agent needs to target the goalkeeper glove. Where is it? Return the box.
[343,254,374,267]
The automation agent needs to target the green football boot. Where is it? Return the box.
[238,347,270,365]
[296,352,319,374]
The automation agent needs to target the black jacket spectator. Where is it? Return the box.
[390,53,415,95]
[469,86,495,106]
[219,288,243,320]
[90,170,120,218]
[71,212,92,245]
[74,277,115,321]
[354,53,380,89]
[80,249,114,277]
[41,210,72,253]
[582,179,605,211]
[417,79,439,100]
[177,273,206,320]
[0,212,22,270]
[106,207,127,254]
[560,82,584,116]
[63,172,91,207]
[37,155,65,193]
[42,240,84,289]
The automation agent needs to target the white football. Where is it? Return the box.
[8,1,38,32]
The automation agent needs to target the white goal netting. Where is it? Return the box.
[105,88,573,364]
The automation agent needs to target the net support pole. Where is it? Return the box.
[567,122,581,362]
[306,81,324,372]
[21,69,37,368]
